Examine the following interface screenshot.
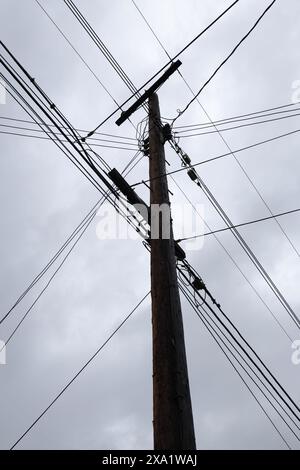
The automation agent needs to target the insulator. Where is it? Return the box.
[192,277,205,291]
[162,123,172,141]
[143,137,150,156]
[182,153,191,165]
[187,168,197,181]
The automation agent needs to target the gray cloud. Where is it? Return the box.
[0,0,300,450]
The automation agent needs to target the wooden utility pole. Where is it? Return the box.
[149,92,196,450]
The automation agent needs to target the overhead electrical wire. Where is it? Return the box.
[173,150,300,332]
[1,43,148,330]
[176,114,300,263]
[179,283,295,448]
[178,282,293,449]
[0,40,112,172]
[33,0,138,135]
[0,130,139,152]
[0,198,102,326]
[64,0,149,117]
[3,105,296,452]
[175,110,300,138]
[0,122,138,146]
[6,217,298,450]
[177,266,300,423]
[121,0,300,340]
[78,0,241,139]
[174,103,300,132]
[4,103,298,456]
[0,115,137,141]
[132,126,300,186]
[34,0,118,107]
[177,208,300,242]
[0,49,145,253]
[174,101,300,130]
[130,0,299,342]
[168,143,300,336]
[171,0,277,124]
[1,74,110,196]
[9,291,150,450]
[0,52,111,180]
[109,1,299,352]
[2,2,298,450]
[2,205,100,348]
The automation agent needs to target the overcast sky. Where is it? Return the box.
[1,0,300,450]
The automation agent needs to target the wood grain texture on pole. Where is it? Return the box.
[149,92,196,450]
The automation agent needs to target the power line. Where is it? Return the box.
[33,0,138,134]
[34,0,118,107]
[172,0,277,124]
[176,110,300,138]
[64,0,148,116]
[132,126,300,186]
[0,45,134,207]
[1,40,112,172]
[94,135,299,448]
[174,101,300,130]
[177,158,300,332]
[177,267,300,422]
[0,149,143,348]
[17,31,296,442]
[112,0,300,333]
[169,138,300,333]
[0,51,145,253]
[0,115,137,140]
[130,0,299,340]
[129,0,300,261]
[0,129,139,151]
[82,0,241,139]
[9,291,150,450]
[171,175,293,341]
[0,121,138,145]
[71,0,300,335]
[0,50,111,179]
[0,198,102,326]
[2,3,298,450]
[177,208,300,242]
[0,43,149,328]
[2,205,99,349]
[178,281,300,442]
[179,282,293,449]
[1,74,110,196]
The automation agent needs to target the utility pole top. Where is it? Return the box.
[115,60,181,126]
